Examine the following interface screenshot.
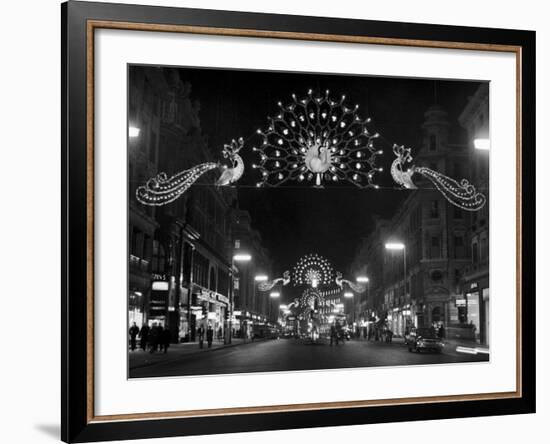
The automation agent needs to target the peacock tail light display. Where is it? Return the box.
[253,89,384,188]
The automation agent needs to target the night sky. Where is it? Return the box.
[143,65,482,277]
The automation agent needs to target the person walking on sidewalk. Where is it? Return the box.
[197,325,205,349]
[161,326,171,354]
[438,323,445,340]
[149,323,159,353]
[206,325,214,348]
[129,322,139,351]
[139,323,149,351]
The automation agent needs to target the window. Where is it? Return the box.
[472,242,479,265]
[209,267,217,291]
[429,134,437,151]
[151,240,166,273]
[131,227,141,257]
[149,130,156,162]
[454,235,465,259]
[430,236,440,258]
[430,200,439,218]
[454,206,463,219]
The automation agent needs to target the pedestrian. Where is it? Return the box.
[330,324,336,346]
[157,325,164,352]
[139,323,149,351]
[197,325,205,349]
[149,323,159,353]
[129,322,139,351]
[206,325,214,348]
[218,326,223,340]
[438,323,445,340]
[386,329,393,343]
[162,326,171,354]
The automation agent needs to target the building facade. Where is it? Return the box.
[230,209,277,338]
[128,67,236,343]
[348,103,488,341]
[458,83,490,345]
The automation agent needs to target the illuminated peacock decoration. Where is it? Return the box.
[135,89,486,212]
[253,90,383,188]
[292,253,334,287]
[257,271,291,292]
[335,271,366,293]
[136,138,244,206]
[390,144,486,211]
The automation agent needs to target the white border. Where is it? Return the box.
[95,29,517,416]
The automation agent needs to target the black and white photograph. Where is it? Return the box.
[127,65,490,379]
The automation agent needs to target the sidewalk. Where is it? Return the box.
[129,338,262,370]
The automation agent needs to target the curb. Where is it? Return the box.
[129,338,269,371]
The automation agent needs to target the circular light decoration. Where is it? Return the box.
[253,90,383,188]
[292,253,334,287]
[300,289,324,309]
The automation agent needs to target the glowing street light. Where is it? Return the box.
[233,253,252,262]
[270,291,280,298]
[254,275,268,282]
[385,242,405,250]
[356,276,369,283]
[129,126,140,138]
[474,138,490,150]
[279,304,288,310]
[344,292,354,298]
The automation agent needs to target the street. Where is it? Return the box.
[129,338,489,378]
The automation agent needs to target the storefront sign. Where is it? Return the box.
[152,281,169,291]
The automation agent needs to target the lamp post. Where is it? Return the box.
[254,274,268,338]
[356,276,369,337]
[228,253,252,344]
[385,242,407,333]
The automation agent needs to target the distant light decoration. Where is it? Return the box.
[136,138,244,206]
[335,272,366,292]
[390,144,486,211]
[253,90,383,188]
[292,254,334,287]
[300,288,324,309]
[258,270,290,291]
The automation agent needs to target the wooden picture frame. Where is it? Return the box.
[62,1,535,442]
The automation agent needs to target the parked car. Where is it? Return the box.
[406,327,444,353]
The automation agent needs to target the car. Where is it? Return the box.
[406,327,444,353]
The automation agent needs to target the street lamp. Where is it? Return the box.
[473,138,490,151]
[129,126,140,138]
[356,276,369,283]
[228,253,252,345]
[254,274,268,282]
[233,253,252,262]
[344,292,354,298]
[270,291,280,298]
